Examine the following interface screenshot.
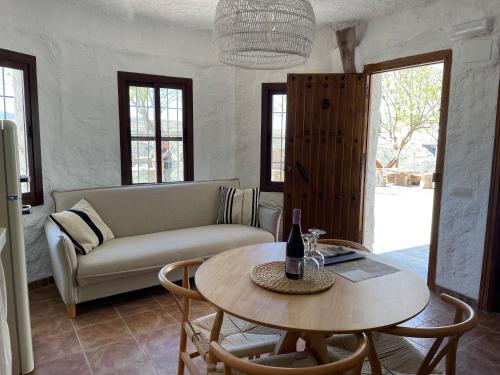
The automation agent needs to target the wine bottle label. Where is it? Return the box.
[285,256,301,274]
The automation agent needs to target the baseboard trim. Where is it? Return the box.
[435,284,478,309]
[28,276,54,291]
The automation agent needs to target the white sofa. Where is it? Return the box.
[44,179,281,317]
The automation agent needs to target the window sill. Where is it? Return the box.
[260,183,284,193]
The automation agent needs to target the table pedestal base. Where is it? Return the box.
[273,330,383,374]
[273,331,330,364]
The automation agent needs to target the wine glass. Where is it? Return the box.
[301,233,319,277]
[309,228,326,268]
[302,233,313,256]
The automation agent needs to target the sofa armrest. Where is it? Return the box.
[44,219,79,305]
[258,204,282,241]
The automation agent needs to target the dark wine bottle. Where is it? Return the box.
[285,208,304,279]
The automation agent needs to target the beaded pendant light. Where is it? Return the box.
[214,0,316,70]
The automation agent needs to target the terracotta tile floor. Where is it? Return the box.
[29,284,500,374]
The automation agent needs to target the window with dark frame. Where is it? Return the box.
[0,48,43,206]
[118,72,193,185]
[260,83,287,192]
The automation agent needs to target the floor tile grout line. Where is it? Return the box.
[478,323,500,334]
[115,303,177,329]
[152,293,180,318]
[466,337,500,358]
[130,292,180,325]
[140,294,197,366]
[112,303,160,374]
[70,319,95,375]
[458,336,483,351]
[73,304,152,373]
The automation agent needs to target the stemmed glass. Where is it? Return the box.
[301,233,319,277]
[309,228,326,268]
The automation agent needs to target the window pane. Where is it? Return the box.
[271,138,283,163]
[272,162,283,182]
[161,141,183,182]
[0,67,29,192]
[160,88,183,138]
[271,93,286,182]
[3,68,16,97]
[131,140,157,184]
[129,86,155,137]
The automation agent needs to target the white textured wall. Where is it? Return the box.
[363,75,383,250]
[353,0,500,299]
[0,0,237,281]
[2,0,499,301]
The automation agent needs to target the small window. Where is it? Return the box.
[260,83,287,192]
[0,48,43,206]
[118,72,193,185]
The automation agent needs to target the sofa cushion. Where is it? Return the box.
[76,224,274,286]
[50,199,115,255]
[216,186,260,227]
[53,179,240,238]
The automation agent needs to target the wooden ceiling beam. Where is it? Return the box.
[336,26,357,73]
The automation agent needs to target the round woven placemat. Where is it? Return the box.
[251,261,334,294]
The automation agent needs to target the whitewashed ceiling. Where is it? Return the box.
[80,0,433,30]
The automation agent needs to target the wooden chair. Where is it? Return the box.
[158,259,282,375]
[378,294,477,375]
[208,333,368,375]
[328,294,478,375]
[318,238,370,252]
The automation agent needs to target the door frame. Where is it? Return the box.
[478,78,500,311]
[363,49,453,290]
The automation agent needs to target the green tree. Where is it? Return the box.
[129,87,180,136]
[379,65,442,168]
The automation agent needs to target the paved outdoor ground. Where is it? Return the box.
[373,185,434,280]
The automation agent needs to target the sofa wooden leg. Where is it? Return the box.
[66,304,76,318]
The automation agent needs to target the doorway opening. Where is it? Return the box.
[363,51,452,287]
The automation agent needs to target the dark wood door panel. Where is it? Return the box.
[284,73,367,241]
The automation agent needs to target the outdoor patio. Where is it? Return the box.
[373,185,434,280]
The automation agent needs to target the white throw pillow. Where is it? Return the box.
[50,199,115,255]
[216,186,260,227]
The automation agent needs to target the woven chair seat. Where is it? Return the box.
[327,333,442,374]
[184,312,282,358]
[209,347,379,375]
[209,350,320,374]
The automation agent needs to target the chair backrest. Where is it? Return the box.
[318,239,370,252]
[160,259,228,368]
[209,334,368,375]
[381,294,478,375]
[158,259,206,319]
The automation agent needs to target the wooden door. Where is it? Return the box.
[283,73,368,241]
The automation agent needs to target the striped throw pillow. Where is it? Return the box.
[50,199,115,255]
[217,186,260,227]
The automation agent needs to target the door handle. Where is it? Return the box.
[296,162,309,183]
[20,175,30,183]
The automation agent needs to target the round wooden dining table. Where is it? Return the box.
[195,242,430,373]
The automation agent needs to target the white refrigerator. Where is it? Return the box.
[0,120,34,374]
